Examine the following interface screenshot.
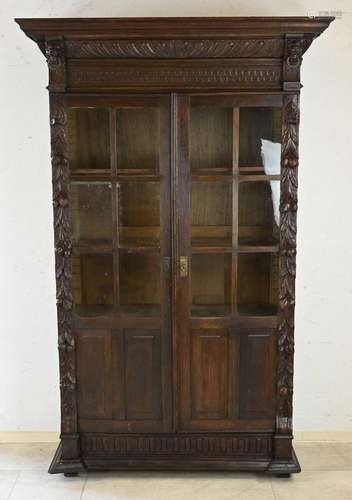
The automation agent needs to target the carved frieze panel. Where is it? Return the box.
[81,434,272,457]
[65,38,284,58]
[67,60,282,91]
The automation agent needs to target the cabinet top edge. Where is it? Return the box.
[15,16,334,43]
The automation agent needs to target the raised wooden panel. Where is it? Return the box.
[240,331,276,419]
[76,329,112,419]
[124,330,162,420]
[191,330,228,419]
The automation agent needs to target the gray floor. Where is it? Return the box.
[0,442,352,499]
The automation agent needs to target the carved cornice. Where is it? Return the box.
[68,64,282,90]
[45,38,66,91]
[277,95,300,436]
[65,38,284,58]
[81,434,272,456]
[50,94,77,436]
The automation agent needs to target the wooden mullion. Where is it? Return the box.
[111,109,119,314]
[159,95,173,431]
[232,107,240,317]
[238,245,279,254]
[110,108,117,175]
[239,175,281,182]
[191,247,233,254]
[70,173,161,182]
[112,183,119,314]
[191,175,233,182]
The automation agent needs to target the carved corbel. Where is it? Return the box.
[283,34,313,91]
[45,37,66,92]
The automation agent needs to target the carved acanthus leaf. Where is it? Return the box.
[50,94,77,433]
[65,38,284,59]
[277,94,300,434]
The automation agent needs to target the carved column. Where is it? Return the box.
[274,94,300,462]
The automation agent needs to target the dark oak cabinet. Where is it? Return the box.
[16,16,333,476]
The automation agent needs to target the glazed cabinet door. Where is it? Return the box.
[67,95,172,433]
[175,95,281,432]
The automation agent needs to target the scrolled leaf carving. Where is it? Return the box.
[277,94,300,434]
[65,38,284,59]
[50,94,77,433]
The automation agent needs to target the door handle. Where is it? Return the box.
[179,256,188,278]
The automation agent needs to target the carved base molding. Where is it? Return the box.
[267,447,301,476]
[48,442,86,475]
[81,433,273,458]
[49,435,300,474]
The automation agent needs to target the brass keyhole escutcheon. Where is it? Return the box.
[179,256,188,278]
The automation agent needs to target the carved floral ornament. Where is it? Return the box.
[45,40,64,68]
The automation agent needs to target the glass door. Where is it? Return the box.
[68,95,172,433]
[176,95,282,431]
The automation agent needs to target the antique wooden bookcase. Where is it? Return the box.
[17,17,333,476]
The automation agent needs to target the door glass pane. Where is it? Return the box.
[119,182,160,247]
[191,182,232,247]
[69,182,112,243]
[239,181,279,245]
[72,254,113,316]
[237,253,278,315]
[68,108,110,170]
[191,254,231,317]
[239,107,282,174]
[190,106,232,174]
[119,253,160,316]
[116,108,159,171]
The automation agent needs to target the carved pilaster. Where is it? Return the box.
[45,38,66,92]
[275,95,300,456]
[50,94,79,461]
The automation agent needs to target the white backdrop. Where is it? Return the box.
[0,0,351,432]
